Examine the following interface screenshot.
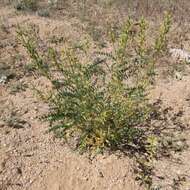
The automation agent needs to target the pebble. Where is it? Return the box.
[0,75,7,84]
[169,48,190,63]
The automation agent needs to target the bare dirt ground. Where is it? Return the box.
[1,2,190,190]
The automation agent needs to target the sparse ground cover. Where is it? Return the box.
[0,1,190,190]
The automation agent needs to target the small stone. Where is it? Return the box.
[0,75,7,84]
[169,48,190,63]
[98,171,104,178]
[174,72,182,80]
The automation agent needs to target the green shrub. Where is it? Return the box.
[38,9,50,17]
[15,0,38,11]
[17,13,171,151]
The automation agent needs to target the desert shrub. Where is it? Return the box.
[38,9,50,17]
[17,13,171,151]
[14,0,38,11]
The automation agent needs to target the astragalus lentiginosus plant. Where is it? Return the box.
[17,13,171,152]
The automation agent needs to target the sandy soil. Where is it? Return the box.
[0,3,190,190]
